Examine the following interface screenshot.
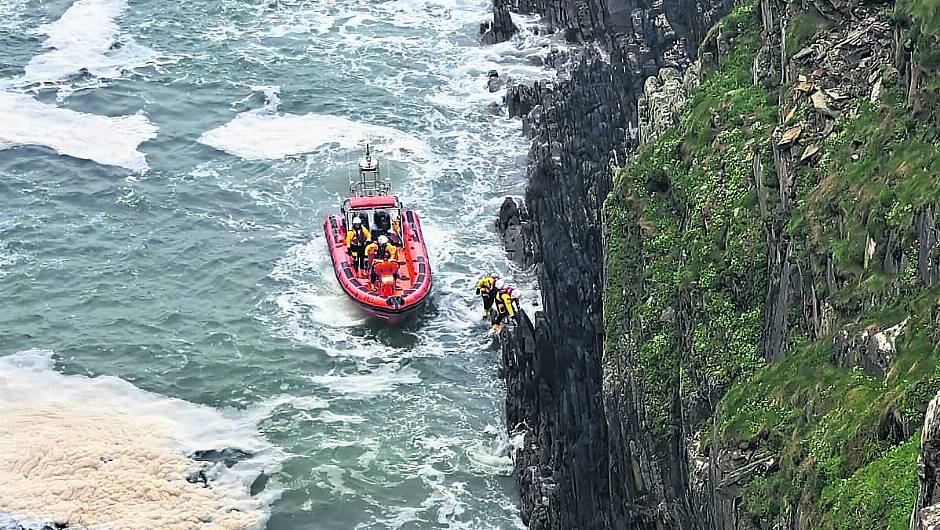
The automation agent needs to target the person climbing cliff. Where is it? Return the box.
[475,274,499,319]
[490,279,518,333]
[345,217,371,275]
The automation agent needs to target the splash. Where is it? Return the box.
[0,350,284,530]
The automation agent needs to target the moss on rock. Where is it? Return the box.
[603,0,940,526]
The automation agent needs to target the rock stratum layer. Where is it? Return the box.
[493,0,940,527]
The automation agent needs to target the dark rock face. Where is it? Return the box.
[190,447,254,467]
[497,310,558,527]
[186,447,257,487]
[496,197,537,267]
[506,82,545,137]
[916,206,940,286]
[481,0,519,45]
[519,50,621,530]
[493,0,738,528]
[488,70,506,93]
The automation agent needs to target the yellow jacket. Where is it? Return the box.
[366,241,396,260]
[496,291,515,316]
[346,226,371,247]
[476,276,496,295]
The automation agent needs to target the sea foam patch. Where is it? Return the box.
[308,363,421,398]
[0,91,157,172]
[17,0,153,86]
[198,111,431,161]
[0,350,285,530]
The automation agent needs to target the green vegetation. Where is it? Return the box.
[785,8,832,56]
[821,434,919,529]
[603,0,940,527]
[721,302,939,528]
[896,0,940,115]
[605,2,771,448]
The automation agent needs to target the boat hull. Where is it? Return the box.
[351,296,427,325]
[323,209,432,325]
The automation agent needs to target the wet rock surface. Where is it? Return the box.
[496,197,537,267]
[0,517,70,530]
[481,0,519,45]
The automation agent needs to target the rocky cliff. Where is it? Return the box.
[492,0,940,527]
[492,0,739,527]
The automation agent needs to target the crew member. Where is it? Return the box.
[372,259,401,296]
[345,217,371,275]
[388,213,404,247]
[366,234,396,263]
[367,235,396,283]
[475,274,499,319]
[491,279,519,333]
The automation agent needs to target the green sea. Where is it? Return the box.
[0,0,553,528]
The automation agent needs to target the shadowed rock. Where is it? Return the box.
[190,448,254,468]
[496,197,536,267]
[480,0,518,45]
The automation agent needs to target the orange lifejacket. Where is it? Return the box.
[373,260,400,296]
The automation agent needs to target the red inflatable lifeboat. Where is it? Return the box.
[323,147,432,323]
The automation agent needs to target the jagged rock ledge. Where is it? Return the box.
[488,0,738,527]
[480,0,518,45]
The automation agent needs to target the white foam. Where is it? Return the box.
[17,0,154,86]
[198,111,431,161]
[0,240,22,278]
[308,363,421,398]
[0,91,156,172]
[266,11,336,38]
[466,425,515,476]
[0,350,285,530]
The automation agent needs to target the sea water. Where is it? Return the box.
[0,0,554,528]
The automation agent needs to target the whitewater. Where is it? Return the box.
[0,0,555,528]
